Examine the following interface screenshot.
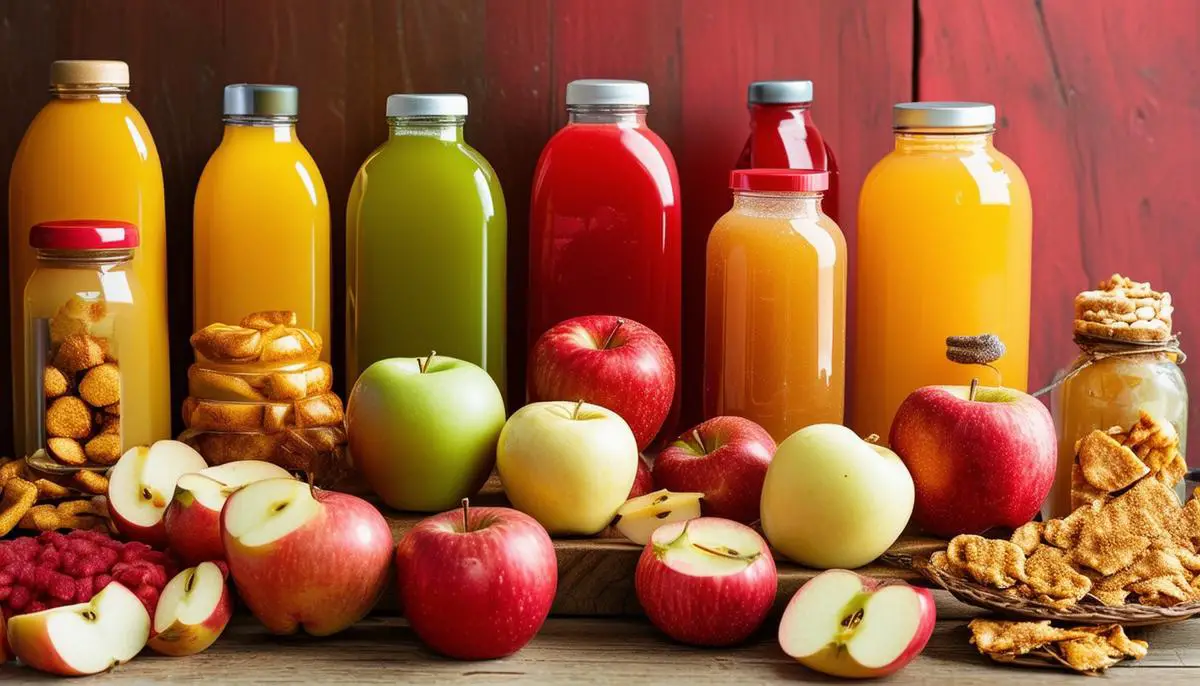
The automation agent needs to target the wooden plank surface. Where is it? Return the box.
[4,594,1199,683]
[382,478,941,616]
[917,0,1200,456]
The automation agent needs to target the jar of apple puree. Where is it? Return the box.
[24,221,166,467]
[1045,274,1187,518]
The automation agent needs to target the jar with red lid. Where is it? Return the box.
[23,220,171,467]
[703,170,846,441]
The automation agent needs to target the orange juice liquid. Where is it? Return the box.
[704,190,846,442]
[193,122,330,348]
[851,130,1032,439]
[9,92,170,450]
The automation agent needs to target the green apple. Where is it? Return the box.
[760,424,914,569]
[497,400,638,535]
[346,353,506,512]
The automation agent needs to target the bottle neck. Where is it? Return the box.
[50,85,129,104]
[567,105,647,125]
[749,102,814,127]
[223,116,298,143]
[387,115,465,142]
[36,249,133,266]
[733,190,824,218]
[893,128,995,152]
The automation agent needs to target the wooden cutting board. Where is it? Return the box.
[380,478,944,616]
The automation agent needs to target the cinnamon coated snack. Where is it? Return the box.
[190,312,322,366]
[969,619,1147,674]
[1074,274,1173,343]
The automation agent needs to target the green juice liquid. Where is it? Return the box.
[346,120,506,395]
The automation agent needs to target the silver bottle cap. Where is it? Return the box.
[566,79,650,106]
[893,102,996,129]
[386,94,468,118]
[748,80,813,105]
[224,84,299,117]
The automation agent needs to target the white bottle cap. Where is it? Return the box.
[386,94,469,118]
[565,79,650,107]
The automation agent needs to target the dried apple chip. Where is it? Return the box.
[946,535,1027,589]
[1010,521,1044,555]
[968,619,1089,656]
[1077,430,1148,492]
[1044,500,1102,549]
[1024,547,1091,604]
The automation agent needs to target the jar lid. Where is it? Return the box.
[893,102,996,129]
[224,84,299,117]
[386,94,468,117]
[748,80,813,105]
[730,169,829,193]
[30,220,140,250]
[566,79,650,106]
[50,60,129,88]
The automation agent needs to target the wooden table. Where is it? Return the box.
[4,593,1199,683]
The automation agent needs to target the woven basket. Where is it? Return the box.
[902,554,1200,627]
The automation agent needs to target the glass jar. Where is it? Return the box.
[850,102,1032,440]
[704,170,846,442]
[1047,347,1188,518]
[24,220,166,465]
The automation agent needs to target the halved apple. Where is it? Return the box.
[108,441,209,547]
[613,489,703,545]
[6,582,150,676]
[779,569,936,678]
[221,478,393,636]
[147,562,233,657]
[164,460,294,565]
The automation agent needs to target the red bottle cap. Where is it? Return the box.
[730,169,829,193]
[30,220,140,250]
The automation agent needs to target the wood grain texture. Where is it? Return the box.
[917,0,1200,457]
[383,482,941,616]
[3,596,1200,683]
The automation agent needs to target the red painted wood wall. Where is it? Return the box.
[0,0,1194,457]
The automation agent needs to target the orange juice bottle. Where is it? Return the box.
[8,60,170,451]
[705,170,846,441]
[851,102,1032,439]
[194,84,330,350]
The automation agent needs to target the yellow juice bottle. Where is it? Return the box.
[851,102,1032,440]
[8,60,170,451]
[193,84,330,349]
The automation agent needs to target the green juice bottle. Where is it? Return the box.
[346,94,507,393]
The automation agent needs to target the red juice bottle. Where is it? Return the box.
[527,79,682,434]
[735,80,838,223]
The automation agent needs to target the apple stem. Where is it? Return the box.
[461,498,471,533]
[691,429,706,454]
[600,318,625,350]
[864,434,880,445]
[418,351,437,374]
[969,377,979,402]
[572,398,585,420]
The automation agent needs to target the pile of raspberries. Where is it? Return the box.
[0,530,176,617]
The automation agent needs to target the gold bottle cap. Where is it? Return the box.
[50,60,130,88]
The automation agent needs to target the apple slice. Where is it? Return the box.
[164,460,294,565]
[779,569,936,678]
[147,562,233,657]
[613,489,703,545]
[109,440,209,546]
[6,582,151,676]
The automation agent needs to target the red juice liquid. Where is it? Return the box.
[527,113,682,433]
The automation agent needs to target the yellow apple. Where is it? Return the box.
[496,400,638,535]
[760,424,914,569]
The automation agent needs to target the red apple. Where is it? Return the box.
[147,562,233,657]
[779,569,935,678]
[108,441,209,547]
[628,455,655,499]
[654,417,776,524]
[529,315,675,451]
[635,517,777,647]
[164,461,294,566]
[889,383,1056,537]
[221,478,393,636]
[397,500,557,660]
[5,582,150,676]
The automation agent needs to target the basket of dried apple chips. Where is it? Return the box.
[915,411,1200,627]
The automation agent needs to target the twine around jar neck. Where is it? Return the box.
[1030,333,1186,398]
